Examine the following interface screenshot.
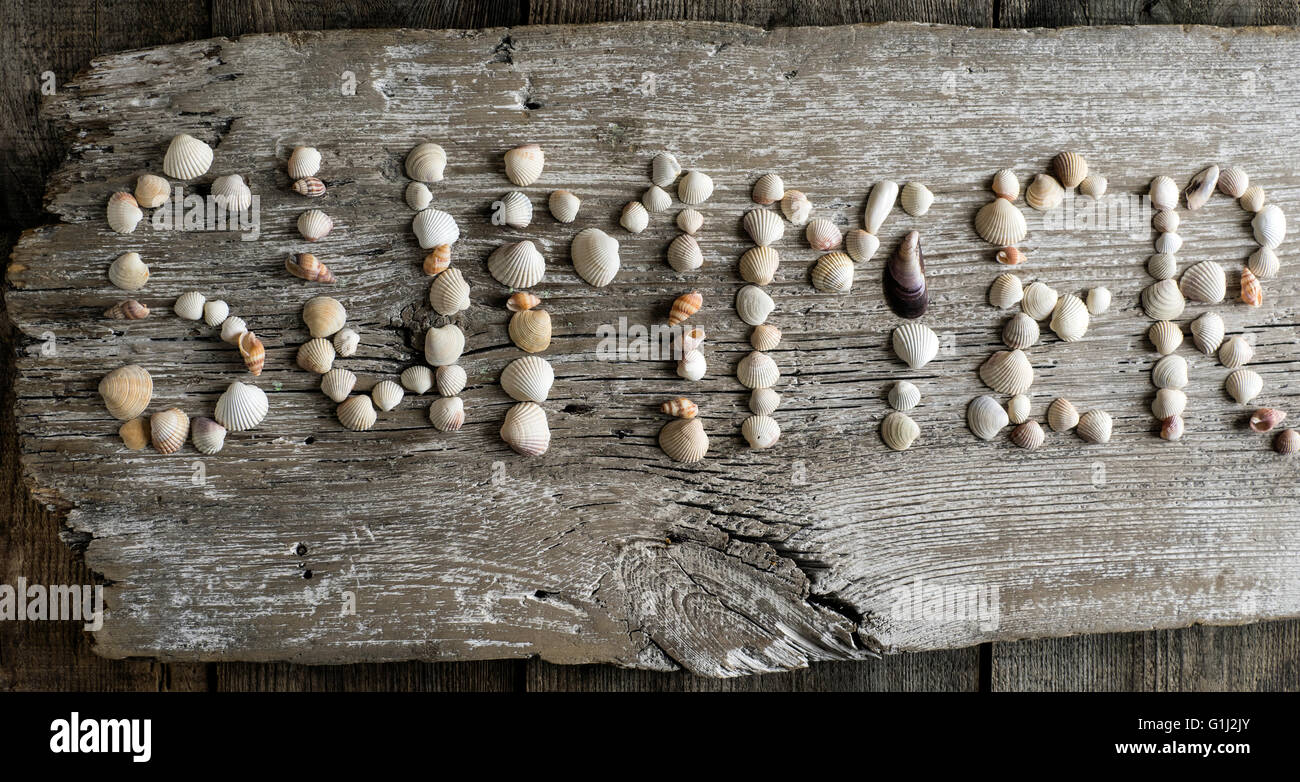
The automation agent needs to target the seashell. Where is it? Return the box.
[752,173,785,205]
[1247,247,1280,280]
[412,208,460,249]
[332,328,359,358]
[105,299,149,320]
[337,395,377,432]
[321,368,357,402]
[435,365,467,397]
[548,190,580,223]
[863,180,899,234]
[1250,408,1287,433]
[889,380,921,412]
[285,252,336,283]
[174,291,205,320]
[1152,388,1187,419]
[967,395,1009,441]
[750,324,781,352]
[106,192,143,234]
[996,246,1025,266]
[108,252,150,291]
[162,133,213,180]
[1147,253,1177,280]
[428,396,466,433]
[1275,429,1300,455]
[487,240,545,289]
[405,181,432,211]
[287,146,322,179]
[1148,320,1183,355]
[1052,151,1088,189]
[429,267,471,315]
[1218,166,1249,198]
[502,402,551,455]
[215,381,268,431]
[1149,176,1178,211]
[1021,281,1058,320]
[191,417,226,455]
[119,417,149,450]
[1047,398,1079,432]
[1152,210,1180,233]
[737,351,780,389]
[423,245,451,277]
[1240,185,1266,213]
[400,366,434,395]
[1011,420,1046,450]
[668,291,702,326]
[211,174,252,213]
[220,316,247,344]
[1049,294,1089,342]
[1003,312,1040,350]
[571,228,620,287]
[1160,414,1184,441]
[371,380,405,412]
[1191,312,1225,355]
[881,411,920,451]
[659,417,708,462]
[891,321,939,369]
[811,251,854,293]
[150,408,189,455]
[661,398,698,419]
[974,198,1028,246]
[642,185,672,213]
[1079,174,1107,198]
[743,208,784,246]
[1025,174,1064,211]
[1226,369,1263,405]
[677,170,714,205]
[1218,335,1254,369]
[735,285,775,326]
[1179,260,1226,304]
[406,142,447,182]
[651,153,682,188]
[293,177,326,197]
[668,234,704,273]
[681,326,707,354]
[845,229,879,263]
[1087,287,1111,316]
[992,168,1020,200]
[742,415,781,450]
[203,299,229,327]
[501,356,554,403]
[504,143,544,186]
[424,323,465,366]
[677,349,707,381]
[1183,164,1218,210]
[500,191,533,229]
[1155,232,1183,255]
[750,388,781,416]
[900,182,934,217]
[677,208,704,235]
[509,308,552,353]
[507,291,541,312]
[99,365,153,420]
[780,190,812,225]
[1152,354,1188,389]
[979,349,1034,395]
[619,201,649,234]
[1076,410,1113,444]
[238,331,265,375]
[303,296,346,338]
[1140,279,1185,321]
[1007,394,1031,425]
[988,272,1023,308]
[134,174,170,208]
[296,337,335,374]
[805,218,842,251]
[1240,266,1263,307]
[297,209,333,241]
[883,231,927,319]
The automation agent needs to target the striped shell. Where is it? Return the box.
[504,143,544,186]
[676,208,704,235]
[293,177,326,197]
[296,338,336,374]
[620,201,649,233]
[488,240,545,289]
[1147,253,1177,280]
[1076,410,1113,444]
[238,331,265,375]
[1241,267,1263,307]
[285,252,335,283]
[1148,320,1183,355]
[548,190,580,223]
[752,173,785,205]
[571,228,621,287]
[1219,166,1249,198]
[108,252,149,291]
[1079,174,1107,198]
[303,296,346,338]
[780,190,812,225]
[1002,312,1040,350]
[1226,369,1263,405]
[737,351,780,390]
[1021,281,1058,320]
[889,380,920,412]
[741,415,781,450]
[651,153,681,188]
[1025,174,1064,211]
[750,324,781,352]
[212,174,252,213]
[1149,176,1179,211]
[501,356,554,403]
[988,272,1023,308]
[1049,294,1090,342]
[435,365,467,397]
[659,417,708,462]
[405,142,447,182]
[1247,247,1280,280]
[429,267,471,315]
[1191,312,1225,355]
[661,398,698,419]
[677,170,714,205]
[321,368,357,403]
[174,291,205,320]
[979,349,1034,395]
[191,417,226,455]
[1052,151,1088,188]
[750,388,781,416]
[735,285,775,326]
[337,395,377,432]
[1153,210,1180,233]
[150,408,189,455]
[810,251,854,293]
[1277,429,1300,455]
[287,146,322,178]
[1218,335,1254,369]
[891,322,938,370]
[667,234,704,273]
[509,308,552,353]
[881,411,920,451]
[1155,232,1183,255]
[203,300,229,327]
[333,328,359,357]
[215,381,268,432]
[508,291,541,312]
[1141,279,1185,321]
[1007,394,1031,425]
[405,181,432,211]
[992,169,1020,200]
[1180,260,1227,304]
[863,180,898,234]
[1047,398,1079,432]
[1152,354,1188,389]
[845,230,880,263]
[1184,164,1219,210]
[1011,420,1046,450]
[162,133,213,180]
[668,291,702,326]
[428,396,466,432]
[424,323,465,366]
[399,366,433,394]
[1152,388,1187,419]
[500,191,533,229]
[642,185,672,213]
[502,402,551,456]
[106,192,143,234]
[297,209,333,241]
[412,208,460,249]
[968,395,1009,441]
[900,182,934,217]
[371,380,405,412]
[1241,185,1267,212]
[99,365,153,420]
[805,218,842,251]
[974,198,1027,246]
[104,300,148,320]
[743,208,784,246]
[134,174,170,208]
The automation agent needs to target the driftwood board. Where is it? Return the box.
[7,21,1300,676]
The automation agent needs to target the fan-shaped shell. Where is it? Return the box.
[752,173,784,205]
[1141,279,1185,321]
[400,366,433,395]
[742,415,781,450]
[651,153,681,188]
[1218,335,1254,369]
[1007,394,1031,425]
[333,328,359,357]
[974,198,1028,246]
[900,182,934,217]
[1025,173,1064,211]
[1148,320,1183,355]
[743,208,784,246]
[1049,294,1090,342]
[677,170,714,205]
[750,388,781,416]
[881,411,920,451]
[1157,232,1183,255]
[1180,260,1227,303]
[220,316,246,344]
[297,209,333,241]
[134,174,170,208]
[1191,312,1225,355]
[805,218,842,251]
[750,324,781,352]
[1011,420,1046,450]
[992,168,1020,200]
[667,234,704,273]
[1277,429,1300,455]
[1003,312,1040,350]
[1153,210,1180,233]
[1218,166,1249,198]
[1226,369,1263,404]
[979,349,1034,395]
[215,381,268,432]
[811,251,854,293]
[548,189,580,223]
[892,322,939,370]
[174,291,205,321]
[1184,164,1218,210]
[618,200,648,234]
[412,208,460,249]
[864,180,899,234]
[99,365,153,420]
[1149,176,1178,211]
[372,380,405,412]
[1087,287,1111,315]
[424,323,465,366]
[406,181,432,211]
[1241,185,1266,212]
[845,229,880,263]
[642,185,672,213]
[502,402,550,455]
[1079,174,1107,198]
[1021,281,1059,321]
[1152,388,1187,420]
[106,192,143,234]
[1160,414,1185,441]
[212,174,252,213]
[203,300,229,327]
[735,285,775,326]
[321,368,357,403]
[428,396,466,432]
[163,133,212,180]
[659,417,708,462]
[337,395,377,432]
[501,356,554,403]
[191,417,226,455]
[677,349,707,381]
[429,267,471,315]
[1147,253,1177,280]
[406,142,447,182]
[509,308,552,353]
[885,381,919,413]
[1076,409,1112,444]
[504,143,544,186]
[1253,204,1286,249]
[1047,398,1079,432]
[1153,354,1188,389]
[988,273,1023,308]
[571,228,621,287]
[286,146,321,179]
[499,191,533,229]
[303,296,346,338]
[1247,247,1280,280]
[737,351,780,389]
[108,252,149,291]
[677,208,704,235]
[488,240,545,289]
[297,338,336,374]
[1052,151,1088,189]
[780,190,812,225]
[149,408,189,455]
[968,395,1009,441]
[435,365,467,397]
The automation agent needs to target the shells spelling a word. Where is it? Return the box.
[863,181,898,234]
[1227,369,1263,404]
[736,351,780,389]
[1252,204,1286,249]
[406,143,447,182]
[811,252,854,293]
[105,300,148,320]
[424,323,465,366]
[979,349,1034,395]
[215,381,268,431]
[845,230,880,263]
[428,396,466,432]
[412,208,460,249]
[549,190,580,223]
[735,285,775,326]
[620,201,649,233]
[659,417,708,462]
[400,366,433,395]
[1191,312,1225,355]
[1076,410,1113,444]
[805,218,842,251]
[900,182,934,217]
[642,185,672,213]
[1149,176,1178,211]
[303,296,346,338]
[678,170,714,205]
[321,368,357,402]
[881,412,920,451]
[298,209,333,241]
[651,153,681,188]
[780,190,812,225]
[107,192,143,234]
[889,380,920,412]
[750,324,780,352]
[337,395,377,432]
[668,291,702,326]
[892,322,939,370]
[429,267,471,315]
[1184,165,1219,210]
[509,305,552,354]
[975,198,1027,246]
[1180,260,1226,304]
[668,234,704,273]
[406,181,432,211]
[988,273,1023,308]
[285,252,335,283]
[571,228,620,287]
[1141,279,1185,321]
[883,231,927,319]
[752,173,784,205]
[163,133,213,180]
[99,365,152,420]
[191,417,226,455]
[1049,294,1089,342]
[968,395,1010,441]
[743,208,784,246]
[1003,312,1040,350]
[501,356,554,403]
[1047,398,1079,432]
[436,365,467,397]
[504,144,544,186]
[1025,174,1064,211]
[1148,320,1183,355]
[372,380,405,412]
[135,174,170,208]
[502,402,551,456]
[150,408,189,455]
[488,240,545,289]
[742,416,781,449]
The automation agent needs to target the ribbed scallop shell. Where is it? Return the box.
[220,316,247,344]
[1148,320,1183,355]
[428,396,466,432]
[979,349,1034,395]
[750,387,781,416]
[891,322,939,370]
[1079,174,1107,198]
[412,208,460,249]
[500,191,533,229]
[174,291,205,320]
[888,381,920,412]
[737,351,780,389]
[1149,176,1178,211]
[163,133,213,180]
[863,180,899,234]
[1153,354,1188,389]
[424,323,465,366]
[667,234,704,273]
[968,395,1009,441]
[1007,394,1031,425]
[1011,420,1046,450]
[1277,428,1300,455]
[752,173,784,205]
[297,338,336,374]
[1052,151,1088,188]
[805,218,842,251]
[435,365,467,396]
[1147,253,1177,280]
[750,324,781,352]
[651,152,681,188]
[811,251,854,293]
[99,365,153,420]
[106,192,143,234]
[1247,247,1280,280]
[900,182,934,217]
[321,368,357,403]
[1087,287,1111,315]
[1226,369,1263,404]
[677,208,704,235]
[743,208,784,246]
[1047,398,1079,432]
[1153,210,1180,233]
[1049,294,1090,342]
[293,177,326,197]
[571,227,621,287]
[1025,174,1064,211]
[287,146,321,179]
[974,198,1028,246]
[1141,279,1185,321]
[488,240,545,289]
[619,200,648,234]
[992,169,1020,200]
[742,415,781,450]
[337,395,377,431]
[504,144,544,186]
[678,170,714,205]
[406,181,432,211]
[845,230,880,263]
[988,273,1023,308]
[780,190,812,225]
[1252,204,1286,249]
[297,209,333,241]
[677,349,706,381]
[150,408,189,454]
[372,380,405,412]
[191,417,226,455]
[1218,335,1254,369]
[1021,281,1058,321]
[502,402,550,455]
[1152,388,1187,419]
[1184,164,1218,210]
[303,296,346,338]
[429,267,471,315]
[215,381,268,432]
[881,411,920,451]
[548,190,580,223]
[659,417,708,462]
[108,252,149,291]
[134,174,170,208]
[203,300,229,327]
[333,328,359,357]
[1191,312,1225,355]
[400,366,433,395]
[1076,410,1113,444]
[1218,166,1249,198]
[1003,312,1040,350]
[735,285,775,326]
[212,174,252,213]
[405,143,446,182]
[642,185,672,213]
[1241,186,1266,212]
[1156,232,1182,254]
[509,308,552,353]
[1180,260,1227,303]
[501,355,554,403]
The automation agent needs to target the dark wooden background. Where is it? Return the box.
[3,0,1299,691]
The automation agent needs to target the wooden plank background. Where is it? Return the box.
[3,0,1299,690]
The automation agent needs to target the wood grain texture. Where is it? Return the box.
[999,0,1300,27]
[527,0,992,26]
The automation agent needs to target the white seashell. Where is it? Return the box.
[1003,312,1040,350]
[750,387,781,416]
[1179,260,1226,303]
[405,142,447,182]
[162,133,213,180]
[1252,204,1286,249]
[967,395,1009,441]
[810,252,854,293]
[297,209,333,241]
[735,285,775,326]
[1240,185,1266,213]
[620,201,649,233]
[1191,312,1225,355]
[108,252,149,291]
[504,144,544,186]
[750,324,780,352]
[149,407,189,454]
[1011,420,1046,450]
[499,191,533,229]
[488,240,545,289]
[1047,398,1079,432]
[738,246,779,285]
[988,273,1023,308]
[676,208,704,235]
[1155,232,1182,255]
[1149,176,1179,211]
[412,208,460,249]
[1148,320,1183,355]
[502,402,550,455]
[333,328,359,357]
[881,411,920,451]
[174,291,205,321]
[992,168,1020,200]
[743,208,784,246]
[303,295,346,338]
[677,170,714,205]
[780,190,812,225]
[1049,294,1090,342]
[741,415,781,449]
[1021,281,1058,320]
[979,349,1034,395]
[134,174,170,208]
[752,173,785,205]
[321,368,357,402]
[1025,174,1064,211]
[974,198,1028,246]
[736,351,779,389]
[424,323,465,366]
[863,180,899,234]
[651,153,681,188]
[1218,166,1249,198]
[1086,287,1111,315]
[571,228,621,287]
[668,234,704,273]
[406,182,432,211]
[1184,165,1218,210]
[1152,388,1187,419]
[203,299,229,327]
[805,218,842,251]
[1152,354,1188,389]
[400,366,434,394]
[215,381,268,432]
[1147,253,1177,280]
[501,355,554,403]
[106,192,143,234]
[845,229,880,263]
[287,146,322,179]
[659,417,708,462]
[337,395,377,432]
[677,349,707,381]
[1079,174,1107,198]
[1141,279,1185,321]
[889,380,921,412]
[1007,394,1031,425]
[642,185,672,213]
[900,182,934,217]
[428,267,471,315]
[371,380,405,412]
[428,396,466,432]
[220,316,247,344]
[191,418,226,455]
[211,174,252,213]
[1218,335,1254,369]
[435,365,467,396]
[1248,247,1280,280]
[891,322,939,369]
[297,338,335,374]
[1153,210,1180,233]
[1076,410,1113,444]
[548,190,580,223]
[1226,369,1263,404]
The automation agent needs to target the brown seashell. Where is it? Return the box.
[1240,266,1263,307]
[996,246,1024,266]
[1160,414,1185,441]
[285,252,335,283]
[1010,420,1045,450]
[668,291,702,326]
[293,177,326,197]
[1250,408,1287,433]
[423,244,451,276]
[118,417,149,450]
[1052,151,1088,189]
[507,291,541,312]
[104,299,149,320]
[883,230,927,319]
[661,398,698,419]
[1275,428,1299,455]
[509,308,551,353]
[99,365,153,420]
[239,331,265,376]
[150,407,189,455]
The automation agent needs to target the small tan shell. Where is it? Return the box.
[150,408,190,455]
[1049,294,1089,342]
[1160,414,1185,441]
[333,328,359,357]
[750,388,781,416]
[988,273,1023,308]
[571,228,620,287]
[1147,253,1178,280]
[661,398,698,419]
[1191,312,1225,355]
[1021,281,1058,321]
[1152,388,1187,420]
[429,267,471,315]
[780,190,812,225]
[106,192,143,234]
[810,251,854,293]
[651,153,681,188]
[285,252,336,283]
[805,218,842,251]
[659,417,708,462]
[891,322,939,370]
[1226,369,1263,405]
[1218,166,1249,198]
[741,415,781,450]
[1240,185,1266,213]
[737,351,780,390]
[743,208,784,246]
[99,365,153,420]
[287,146,322,179]
[428,396,466,432]
[321,368,357,403]
[1052,151,1088,189]
[238,331,265,376]
[845,230,880,263]
[1047,398,1079,432]
[620,201,649,233]
[1006,394,1031,425]
[1148,320,1183,355]
[297,338,336,374]
[297,209,333,241]
[435,365,467,397]
[1011,420,1046,450]
[405,142,447,182]
[303,296,346,338]
[549,190,580,223]
[424,323,466,366]
[1247,247,1280,281]
[162,133,213,180]
[504,143,544,186]
[677,170,714,205]
[501,355,554,403]
[992,169,1020,200]
[1025,173,1064,211]
[676,208,704,235]
[509,308,552,353]
[750,324,781,352]
[406,181,432,211]
[337,395,378,432]
[968,395,1009,441]
[1180,260,1227,304]
[1076,410,1113,444]
[900,182,934,217]
[1218,335,1254,369]
[215,381,268,432]
[1078,174,1107,198]
[191,417,227,456]
[1141,279,1185,321]
[1276,429,1300,455]
[666,234,703,274]
[501,402,551,455]
[371,380,405,412]
[642,185,672,213]
[979,349,1034,395]
[752,173,785,205]
[735,285,775,326]
[739,246,778,285]
[881,411,920,451]
[119,417,149,450]
[974,198,1028,246]
[1002,312,1040,350]
[863,180,898,234]
[134,173,170,208]
[1152,210,1180,233]
[1149,176,1179,211]
[889,380,920,412]
[1152,354,1188,389]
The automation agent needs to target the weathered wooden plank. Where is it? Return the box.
[527,0,993,26]
[999,0,1300,27]
[211,0,529,37]
[215,660,519,690]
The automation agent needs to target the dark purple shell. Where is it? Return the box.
[884,230,928,319]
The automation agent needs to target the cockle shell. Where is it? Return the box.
[743,207,784,246]
[372,380,405,412]
[428,396,466,433]
[333,328,359,358]
[1047,398,1079,432]
[974,198,1027,246]
[337,395,377,432]
[805,218,842,251]
[1153,354,1188,389]
[429,267,471,315]
[1076,410,1113,444]
[238,331,265,375]
[845,230,879,263]
[891,322,939,369]
[424,324,465,367]
[737,351,780,389]
[1277,428,1300,455]
[134,174,170,208]
[668,291,702,326]
[215,381,268,431]
[883,231,927,319]
[992,168,1020,200]
[900,182,934,217]
[500,191,533,229]
[1012,420,1046,450]
[1247,247,1280,280]
[1049,294,1090,342]
[191,417,226,455]
[509,307,551,353]
[406,181,432,211]
[752,173,785,205]
[1191,312,1225,355]
[1052,151,1088,189]
[1020,281,1058,321]
[1250,408,1287,433]
[668,234,704,273]
[1025,174,1064,211]
[659,417,708,462]
[99,365,152,420]
[1157,232,1182,254]
[1003,312,1040,350]
[507,291,541,312]
[1007,394,1031,425]
[504,144,544,186]
[502,402,551,455]
[106,192,143,234]
[297,209,333,241]
[424,245,451,277]
[488,240,545,289]
[211,174,252,213]
[293,177,326,197]
[1226,369,1263,404]
[661,397,698,419]
[435,365,467,396]
[1087,287,1111,315]
[104,299,149,320]
[501,356,554,403]
[642,185,672,213]
[811,251,854,293]
[1148,320,1183,355]
[1219,166,1249,198]
[1241,266,1263,307]
[742,415,781,450]
[285,252,335,283]
[174,291,205,320]
[780,190,812,225]
[1218,335,1254,369]
[303,296,346,338]
[203,299,228,327]
[571,228,620,287]
[1079,174,1107,198]
[1153,210,1180,233]
[400,366,433,395]
[150,408,189,455]
[968,395,1009,441]
[1149,176,1178,211]
[220,316,247,344]
[406,142,447,182]
[1240,185,1266,212]
[997,246,1025,266]
[677,208,704,235]
[412,208,460,249]
[980,349,1034,395]
[735,285,775,326]
[1147,253,1177,280]
[321,368,357,402]
[163,133,212,180]
[1160,414,1185,441]
[620,201,649,234]
[297,338,335,374]
[549,190,580,223]
[651,152,682,188]
[881,411,920,451]
[1184,164,1218,210]
[864,180,899,234]
[1141,279,1185,321]
[677,170,714,205]
[750,324,781,352]
[988,272,1023,308]
[750,388,781,416]
[1152,388,1187,420]
[287,146,321,179]
[1180,260,1227,303]
[889,380,921,412]
[677,349,707,381]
